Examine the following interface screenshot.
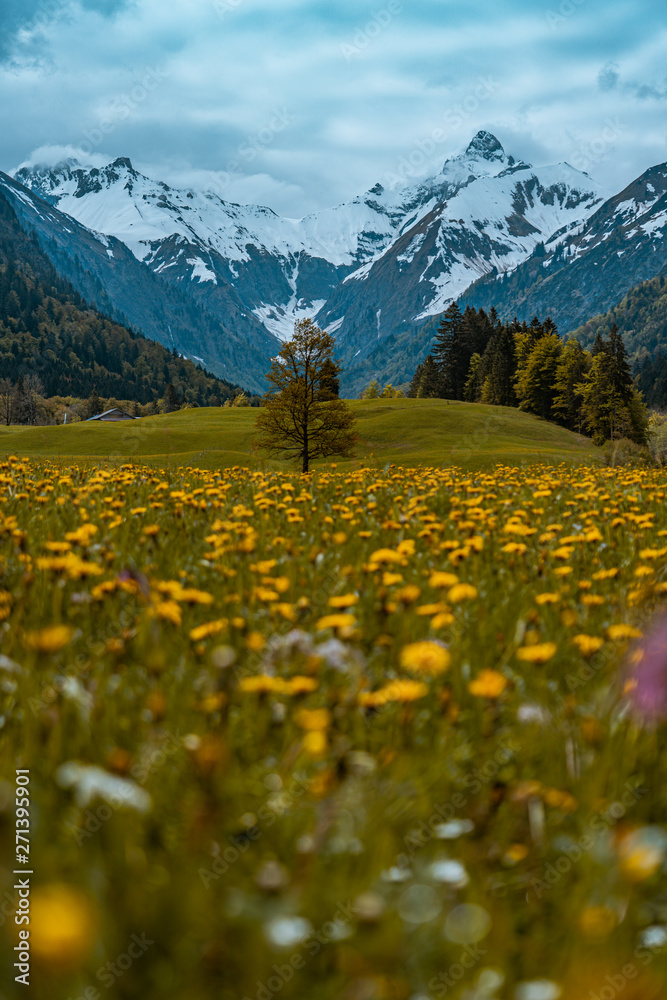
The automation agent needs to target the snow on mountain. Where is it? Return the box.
[10,131,610,391]
[312,143,604,371]
[459,163,667,339]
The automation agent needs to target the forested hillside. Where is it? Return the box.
[0,190,245,408]
[570,275,667,409]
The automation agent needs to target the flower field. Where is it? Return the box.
[1,456,667,1000]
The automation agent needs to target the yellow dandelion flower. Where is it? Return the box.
[316,613,356,630]
[275,602,297,621]
[552,546,574,560]
[65,524,98,545]
[90,580,118,601]
[246,632,266,652]
[254,586,279,602]
[154,600,182,626]
[142,524,160,537]
[592,567,619,581]
[303,730,327,755]
[328,593,358,608]
[369,547,403,564]
[429,571,459,588]
[295,708,331,730]
[44,540,72,553]
[239,675,284,694]
[535,593,560,605]
[282,676,318,695]
[396,584,421,604]
[179,588,215,605]
[516,642,557,664]
[431,611,455,629]
[572,634,604,657]
[416,602,448,616]
[28,884,97,966]
[502,542,527,554]
[24,625,74,653]
[447,583,478,603]
[468,669,508,699]
[607,624,643,641]
[400,640,450,676]
[379,679,429,702]
[189,619,228,642]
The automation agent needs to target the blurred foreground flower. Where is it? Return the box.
[469,669,508,698]
[56,762,151,812]
[627,611,667,721]
[27,884,97,967]
[24,625,74,653]
[617,825,667,881]
[400,640,450,676]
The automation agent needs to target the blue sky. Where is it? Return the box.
[1,0,666,215]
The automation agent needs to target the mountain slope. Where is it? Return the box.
[0,171,279,392]
[459,163,667,334]
[11,133,605,394]
[0,188,244,404]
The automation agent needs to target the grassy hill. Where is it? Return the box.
[0,398,599,469]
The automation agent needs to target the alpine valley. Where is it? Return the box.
[3,130,666,395]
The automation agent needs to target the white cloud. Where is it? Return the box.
[1,0,666,215]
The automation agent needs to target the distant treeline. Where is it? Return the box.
[409,304,648,445]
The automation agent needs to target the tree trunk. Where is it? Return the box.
[302,426,309,473]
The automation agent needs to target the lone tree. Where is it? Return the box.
[256,319,357,473]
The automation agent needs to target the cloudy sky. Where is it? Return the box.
[1,0,666,216]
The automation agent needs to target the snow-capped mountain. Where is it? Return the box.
[460,161,667,336]
[4,130,642,392]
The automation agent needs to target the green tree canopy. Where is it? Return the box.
[256,319,357,473]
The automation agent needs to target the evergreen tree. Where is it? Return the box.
[432,303,465,398]
[418,355,442,398]
[86,388,101,419]
[163,383,180,413]
[478,325,517,406]
[514,333,562,419]
[407,363,424,398]
[591,331,606,356]
[463,354,482,401]
[552,339,590,431]
[578,327,648,444]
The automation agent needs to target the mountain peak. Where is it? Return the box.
[465,131,505,160]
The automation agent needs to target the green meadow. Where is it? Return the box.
[0,399,599,469]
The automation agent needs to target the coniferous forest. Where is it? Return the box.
[409,303,649,446]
